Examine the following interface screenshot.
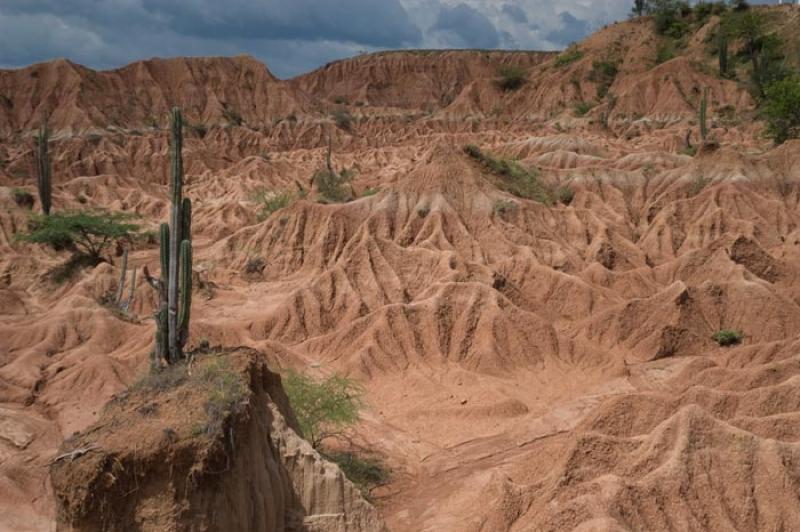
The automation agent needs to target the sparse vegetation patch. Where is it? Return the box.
[713,329,744,346]
[464,145,552,204]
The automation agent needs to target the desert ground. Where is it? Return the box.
[2,5,800,531]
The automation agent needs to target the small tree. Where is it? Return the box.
[18,210,140,263]
[283,370,362,449]
[763,77,800,145]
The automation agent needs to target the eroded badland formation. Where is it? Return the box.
[2,4,800,531]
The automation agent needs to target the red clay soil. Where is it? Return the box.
[2,5,800,531]
[49,349,384,531]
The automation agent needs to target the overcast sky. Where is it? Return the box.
[0,0,784,78]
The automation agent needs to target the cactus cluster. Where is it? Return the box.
[145,108,193,367]
[35,121,52,215]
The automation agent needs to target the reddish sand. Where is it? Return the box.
[2,5,800,531]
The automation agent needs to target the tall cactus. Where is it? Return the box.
[699,88,709,143]
[35,121,52,215]
[718,31,729,78]
[145,108,192,368]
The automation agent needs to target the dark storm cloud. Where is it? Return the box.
[545,11,591,46]
[501,4,529,24]
[140,0,421,47]
[431,3,500,49]
[2,1,787,78]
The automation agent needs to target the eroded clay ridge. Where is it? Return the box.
[1,4,800,532]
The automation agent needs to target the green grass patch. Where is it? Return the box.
[554,47,584,67]
[251,189,294,221]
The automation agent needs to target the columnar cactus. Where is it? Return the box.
[35,121,52,215]
[145,107,193,367]
[699,88,709,143]
[718,31,729,78]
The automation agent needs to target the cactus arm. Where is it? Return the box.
[182,197,192,243]
[178,239,192,349]
[159,223,170,283]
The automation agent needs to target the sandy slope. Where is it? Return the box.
[2,5,800,531]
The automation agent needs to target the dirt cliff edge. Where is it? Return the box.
[49,348,385,532]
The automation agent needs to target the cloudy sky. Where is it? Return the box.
[0,0,783,78]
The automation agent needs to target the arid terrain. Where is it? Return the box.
[2,5,800,531]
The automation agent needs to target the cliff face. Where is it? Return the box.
[49,349,384,532]
[0,55,314,135]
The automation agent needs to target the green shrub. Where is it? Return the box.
[649,0,691,38]
[315,169,354,204]
[17,210,140,262]
[361,187,380,197]
[223,106,243,126]
[763,76,800,145]
[332,108,353,131]
[334,96,350,105]
[493,199,518,217]
[712,329,743,346]
[283,370,362,448]
[689,175,711,196]
[556,186,575,205]
[573,101,595,117]
[12,188,34,209]
[554,47,584,67]
[497,65,527,91]
[656,41,678,64]
[251,189,294,221]
[589,60,620,99]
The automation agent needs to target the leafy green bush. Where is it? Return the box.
[17,210,140,261]
[334,96,350,105]
[712,329,744,346]
[251,189,294,221]
[497,65,527,91]
[283,370,362,448]
[554,47,584,67]
[763,76,800,145]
